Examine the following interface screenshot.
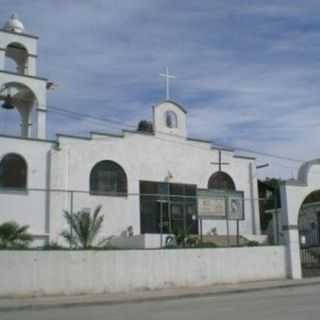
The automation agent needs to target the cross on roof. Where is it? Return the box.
[160,67,176,100]
[210,150,230,172]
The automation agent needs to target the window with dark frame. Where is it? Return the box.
[90,160,127,195]
[208,171,235,191]
[140,181,198,234]
[0,153,27,189]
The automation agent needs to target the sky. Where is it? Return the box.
[1,0,320,180]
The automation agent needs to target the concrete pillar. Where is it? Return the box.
[283,227,302,279]
[19,108,32,137]
[272,210,279,244]
[0,50,5,70]
[36,108,47,139]
[280,185,303,279]
[27,56,37,76]
[36,92,47,139]
[249,162,261,234]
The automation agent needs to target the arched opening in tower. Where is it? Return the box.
[4,42,28,75]
[0,82,38,137]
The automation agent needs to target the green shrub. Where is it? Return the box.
[247,240,260,247]
[61,205,107,249]
[0,221,32,249]
[42,241,65,250]
[195,242,218,248]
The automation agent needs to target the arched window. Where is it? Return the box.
[5,42,28,74]
[0,153,27,189]
[166,111,178,128]
[208,172,235,191]
[90,160,127,195]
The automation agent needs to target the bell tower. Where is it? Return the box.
[0,14,48,139]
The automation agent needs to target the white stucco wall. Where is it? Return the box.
[153,100,187,138]
[280,159,320,279]
[47,128,259,241]
[0,246,287,297]
[0,136,54,239]
[0,102,260,243]
[0,29,38,76]
[0,27,47,139]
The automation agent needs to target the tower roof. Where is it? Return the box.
[3,14,25,33]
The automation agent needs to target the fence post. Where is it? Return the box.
[160,200,163,248]
[226,195,230,247]
[236,219,240,246]
[69,190,74,248]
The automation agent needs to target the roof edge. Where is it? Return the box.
[155,100,188,114]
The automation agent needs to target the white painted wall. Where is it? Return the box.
[280,159,320,279]
[109,233,174,249]
[0,27,47,139]
[0,102,260,244]
[0,136,54,239]
[153,101,187,138]
[0,246,287,297]
[49,127,259,241]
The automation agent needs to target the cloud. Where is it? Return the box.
[1,1,320,179]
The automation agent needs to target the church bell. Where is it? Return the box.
[1,95,14,110]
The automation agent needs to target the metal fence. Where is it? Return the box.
[0,186,280,248]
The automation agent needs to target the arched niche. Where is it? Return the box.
[5,42,29,75]
[0,82,38,137]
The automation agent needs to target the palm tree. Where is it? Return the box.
[0,221,33,248]
[61,205,106,248]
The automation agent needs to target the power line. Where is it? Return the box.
[211,142,305,163]
[48,105,137,130]
[0,99,307,164]
[47,105,306,164]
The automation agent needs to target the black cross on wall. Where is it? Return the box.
[210,150,230,171]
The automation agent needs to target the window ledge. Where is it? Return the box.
[89,191,128,198]
[0,187,28,195]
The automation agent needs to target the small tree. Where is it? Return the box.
[0,221,33,249]
[61,205,107,248]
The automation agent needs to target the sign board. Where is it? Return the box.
[198,190,226,217]
[198,189,244,219]
[227,195,244,220]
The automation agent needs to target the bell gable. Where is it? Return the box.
[153,100,187,138]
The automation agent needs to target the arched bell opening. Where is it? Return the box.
[0,82,38,138]
[298,190,320,277]
[5,42,28,75]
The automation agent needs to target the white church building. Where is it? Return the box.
[0,15,262,247]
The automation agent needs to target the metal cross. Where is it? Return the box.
[160,67,176,100]
[210,150,230,172]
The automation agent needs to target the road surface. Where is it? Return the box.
[2,284,320,320]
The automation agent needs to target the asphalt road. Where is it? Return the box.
[2,284,320,320]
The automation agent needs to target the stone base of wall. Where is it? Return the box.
[0,246,288,297]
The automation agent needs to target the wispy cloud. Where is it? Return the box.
[1,1,320,179]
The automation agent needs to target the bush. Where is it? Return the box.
[194,242,218,248]
[61,205,107,249]
[42,241,65,250]
[247,240,260,247]
[0,221,32,249]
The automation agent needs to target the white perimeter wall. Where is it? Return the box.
[0,246,287,297]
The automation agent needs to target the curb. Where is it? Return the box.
[1,280,320,312]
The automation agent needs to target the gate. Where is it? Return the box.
[300,228,320,277]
